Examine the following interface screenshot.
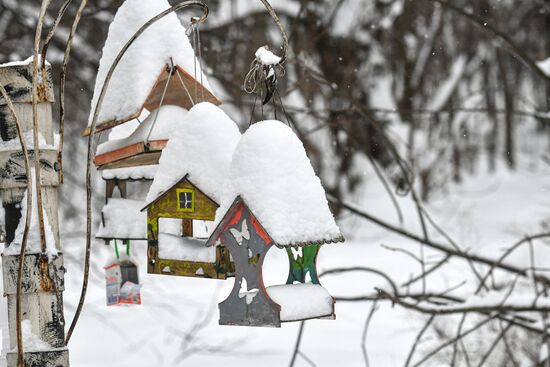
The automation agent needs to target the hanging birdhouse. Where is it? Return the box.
[83,0,219,137]
[141,102,241,279]
[206,120,344,327]
[104,241,141,306]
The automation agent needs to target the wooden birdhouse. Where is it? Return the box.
[141,102,241,279]
[205,120,344,327]
[84,0,220,169]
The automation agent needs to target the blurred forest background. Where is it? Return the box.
[1,0,550,366]
[1,0,549,210]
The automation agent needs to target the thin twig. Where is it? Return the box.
[361,300,379,367]
[289,321,305,367]
[41,0,74,67]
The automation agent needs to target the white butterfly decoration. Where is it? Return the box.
[230,219,250,246]
[238,278,259,305]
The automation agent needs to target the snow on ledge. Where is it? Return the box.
[266,283,333,322]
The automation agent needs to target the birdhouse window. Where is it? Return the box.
[176,189,194,212]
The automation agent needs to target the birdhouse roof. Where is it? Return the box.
[214,120,343,247]
[144,102,241,208]
[94,105,188,168]
[85,0,218,135]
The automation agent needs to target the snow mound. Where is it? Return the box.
[158,233,215,262]
[145,102,241,205]
[88,0,212,128]
[10,319,54,352]
[4,173,57,259]
[217,120,342,246]
[255,47,281,65]
[96,105,188,155]
[267,284,333,321]
[97,198,147,240]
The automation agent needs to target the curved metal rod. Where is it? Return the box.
[65,0,209,345]
[41,0,74,69]
[58,0,88,184]
[257,0,288,63]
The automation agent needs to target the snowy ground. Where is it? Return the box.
[50,156,550,367]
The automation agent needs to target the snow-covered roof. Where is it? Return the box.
[87,0,215,133]
[215,120,343,247]
[96,198,147,240]
[96,105,188,156]
[102,165,158,181]
[144,102,241,206]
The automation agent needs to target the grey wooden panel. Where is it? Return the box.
[218,208,281,327]
[0,149,59,189]
[2,253,65,295]
[0,63,54,104]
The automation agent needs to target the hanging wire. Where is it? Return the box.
[145,59,174,145]
[175,67,195,106]
[187,16,206,103]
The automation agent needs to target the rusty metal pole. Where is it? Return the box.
[0,59,69,366]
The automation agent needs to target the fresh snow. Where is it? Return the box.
[101,165,158,181]
[96,198,147,240]
[96,105,188,155]
[537,58,550,77]
[0,131,57,152]
[255,47,281,65]
[266,283,333,321]
[145,102,241,205]
[4,173,57,259]
[0,55,50,68]
[216,120,342,246]
[88,0,212,127]
[11,320,54,352]
[158,233,215,262]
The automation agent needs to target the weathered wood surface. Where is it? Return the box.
[0,62,54,104]
[0,103,54,143]
[2,253,65,295]
[216,203,281,327]
[7,348,69,367]
[0,149,59,189]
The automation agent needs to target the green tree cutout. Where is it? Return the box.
[285,245,321,285]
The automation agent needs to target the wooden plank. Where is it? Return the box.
[2,253,65,295]
[6,349,69,367]
[94,140,167,168]
[0,149,59,189]
[0,103,54,144]
[0,63,54,104]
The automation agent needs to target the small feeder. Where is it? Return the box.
[104,241,141,306]
[141,102,241,279]
[206,120,344,327]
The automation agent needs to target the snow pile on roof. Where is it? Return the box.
[217,120,342,246]
[102,165,158,181]
[4,173,57,259]
[145,102,241,205]
[10,319,54,352]
[96,198,147,240]
[88,0,212,127]
[158,233,215,262]
[216,121,343,245]
[537,58,550,77]
[266,284,333,321]
[255,47,281,65]
[96,105,188,155]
